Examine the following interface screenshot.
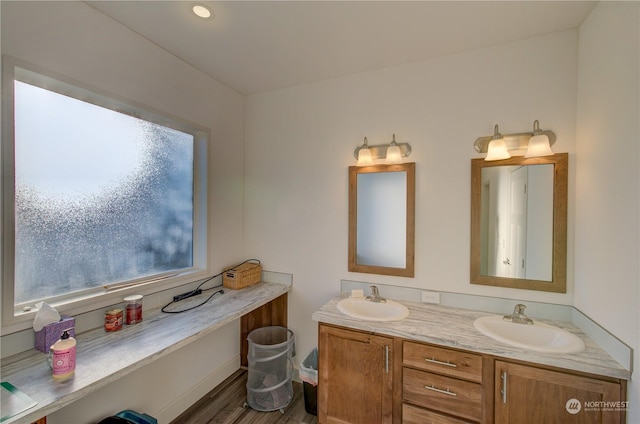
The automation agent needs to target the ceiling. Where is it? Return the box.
[87,1,597,95]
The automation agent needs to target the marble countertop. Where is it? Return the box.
[312,294,630,381]
[1,282,291,424]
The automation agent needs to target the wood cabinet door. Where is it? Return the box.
[240,293,287,367]
[319,324,393,424]
[495,361,624,424]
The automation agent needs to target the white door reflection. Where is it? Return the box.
[481,164,553,281]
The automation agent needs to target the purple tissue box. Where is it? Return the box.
[34,316,75,353]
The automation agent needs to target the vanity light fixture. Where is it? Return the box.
[385,134,402,164]
[484,125,511,161]
[525,120,554,158]
[192,4,213,19]
[353,134,411,166]
[356,137,373,166]
[474,120,556,161]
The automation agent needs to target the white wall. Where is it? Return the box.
[575,2,639,421]
[1,2,246,422]
[244,30,579,368]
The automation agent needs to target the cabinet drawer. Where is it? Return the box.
[403,341,482,383]
[403,403,475,424]
[403,368,482,422]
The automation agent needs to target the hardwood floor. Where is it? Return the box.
[171,369,318,424]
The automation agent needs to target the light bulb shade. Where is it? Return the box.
[485,138,511,161]
[385,144,402,163]
[356,147,373,166]
[524,134,554,158]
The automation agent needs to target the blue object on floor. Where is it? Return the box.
[114,409,157,424]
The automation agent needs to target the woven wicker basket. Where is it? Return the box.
[223,261,262,289]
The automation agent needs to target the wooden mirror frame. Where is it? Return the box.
[348,163,415,277]
[470,153,568,292]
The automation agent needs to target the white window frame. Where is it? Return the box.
[1,56,211,332]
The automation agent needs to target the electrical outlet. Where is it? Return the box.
[421,291,440,304]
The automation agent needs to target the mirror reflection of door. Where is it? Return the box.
[508,165,528,279]
[481,164,553,281]
[471,153,567,292]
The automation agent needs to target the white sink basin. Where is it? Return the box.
[337,298,410,321]
[474,315,585,354]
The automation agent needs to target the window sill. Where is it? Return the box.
[0,281,291,424]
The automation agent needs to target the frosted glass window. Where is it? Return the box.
[13,81,194,304]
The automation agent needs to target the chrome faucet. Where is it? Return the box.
[367,285,386,303]
[503,304,534,325]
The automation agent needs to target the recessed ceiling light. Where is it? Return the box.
[192,4,213,19]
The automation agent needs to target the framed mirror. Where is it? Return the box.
[470,153,568,292]
[349,163,415,277]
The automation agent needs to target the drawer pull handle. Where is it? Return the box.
[501,371,508,403]
[425,357,457,368]
[424,385,457,397]
[385,345,389,374]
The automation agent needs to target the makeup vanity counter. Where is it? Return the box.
[1,281,291,424]
[313,294,630,424]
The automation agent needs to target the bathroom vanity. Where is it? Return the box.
[313,295,629,424]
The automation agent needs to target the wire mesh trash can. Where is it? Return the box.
[246,326,295,412]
